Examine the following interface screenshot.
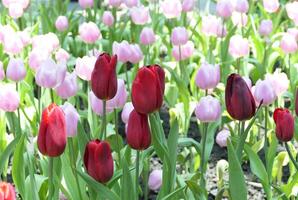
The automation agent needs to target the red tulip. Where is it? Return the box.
[83,140,114,183]
[131,65,165,114]
[91,53,117,100]
[0,182,16,200]
[295,89,298,116]
[127,109,151,150]
[225,73,256,120]
[273,108,294,142]
[37,103,66,157]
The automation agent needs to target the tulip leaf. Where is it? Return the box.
[77,121,89,157]
[227,140,247,200]
[121,147,135,200]
[24,174,47,200]
[161,186,186,200]
[177,138,200,153]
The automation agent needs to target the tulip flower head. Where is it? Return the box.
[0,61,4,81]
[216,0,234,18]
[228,35,249,58]
[216,129,230,148]
[148,169,163,190]
[79,22,101,44]
[195,62,220,90]
[253,79,276,106]
[79,0,94,9]
[61,102,79,137]
[195,96,221,122]
[121,102,134,124]
[0,182,16,200]
[0,84,20,112]
[140,27,156,45]
[102,11,115,27]
[130,6,150,25]
[55,16,68,32]
[56,72,78,99]
[75,56,96,81]
[171,27,188,46]
[258,20,273,36]
[6,58,26,82]
[273,108,294,142]
[161,0,182,19]
[280,33,297,54]
[263,0,279,13]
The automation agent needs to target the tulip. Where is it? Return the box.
[195,62,220,90]
[79,22,101,44]
[108,0,122,7]
[235,0,249,13]
[79,0,94,9]
[273,108,294,142]
[75,56,96,81]
[8,3,24,19]
[32,33,59,54]
[0,61,4,81]
[286,2,298,25]
[201,15,224,37]
[172,41,194,61]
[182,0,195,12]
[148,169,162,190]
[102,11,114,27]
[84,140,114,183]
[216,129,230,148]
[91,53,118,100]
[55,48,70,63]
[258,20,273,36]
[121,102,134,124]
[124,0,139,8]
[280,33,297,54]
[3,31,23,55]
[132,65,165,114]
[0,84,20,112]
[171,27,188,46]
[129,44,143,64]
[231,12,248,27]
[56,72,78,99]
[61,102,79,137]
[127,110,151,150]
[265,70,289,96]
[161,0,182,19]
[228,35,249,58]
[89,91,113,116]
[28,48,50,71]
[0,182,16,200]
[55,16,68,32]
[18,30,31,46]
[35,58,67,88]
[37,103,66,157]
[263,0,279,13]
[225,73,256,121]
[140,27,156,45]
[216,0,233,18]
[287,28,298,41]
[254,79,276,106]
[195,96,221,122]
[6,58,26,82]
[112,41,131,63]
[3,0,29,9]
[130,6,150,25]
[107,79,128,109]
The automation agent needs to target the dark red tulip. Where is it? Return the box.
[127,110,151,150]
[295,89,298,116]
[131,65,165,114]
[273,108,294,142]
[91,53,117,100]
[83,140,114,183]
[225,73,256,121]
[37,103,66,157]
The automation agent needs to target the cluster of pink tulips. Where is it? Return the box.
[2,0,298,199]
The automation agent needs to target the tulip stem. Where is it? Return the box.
[114,109,122,166]
[264,107,269,169]
[50,89,55,103]
[48,157,54,200]
[199,123,208,189]
[285,142,298,171]
[125,62,131,94]
[16,83,21,136]
[135,150,140,200]
[102,100,107,140]
[236,121,246,160]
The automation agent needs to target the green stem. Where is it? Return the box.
[264,107,268,169]
[50,89,55,103]
[285,142,298,171]
[143,157,149,200]
[114,109,121,166]
[48,157,54,200]
[16,83,21,136]
[236,121,246,160]
[199,123,208,189]
[135,151,140,200]
[125,63,130,94]
[178,45,183,80]
[102,100,107,140]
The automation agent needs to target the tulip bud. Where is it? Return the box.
[89,91,113,116]
[37,103,66,157]
[28,48,50,71]
[55,16,68,32]
[201,15,223,37]
[130,6,150,25]
[61,102,79,137]
[148,169,162,190]
[258,20,273,36]
[127,110,151,150]
[129,44,143,64]
[79,0,94,9]
[235,0,249,13]
[107,79,127,109]
[182,0,195,12]
[108,0,122,7]
[8,3,24,19]
[121,102,134,124]
[286,2,298,26]
[172,41,194,61]
[56,72,78,99]
[195,62,220,90]
[273,108,294,142]
[91,53,118,100]
[195,96,221,122]
[132,65,165,114]
[280,33,297,54]
[140,27,156,45]
[231,12,248,27]
[124,0,139,8]
[79,22,101,44]
[171,27,188,46]
[0,84,20,112]
[102,11,114,27]
[84,140,114,183]
[6,58,26,82]
[112,41,131,63]
[265,70,289,96]
[287,28,298,41]
[216,0,233,18]
[75,56,96,81]
[263,0,279,13]
[161,0,182,19]
[55,48,70,63]
[216,129,230,148]
[253,79,276,106]
[0,61,5,81]
[0,182,16,200]
[225,73,256,121]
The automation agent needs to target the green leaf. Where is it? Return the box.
[25,174,47,200]
[161,186,186,200]
[120,147,135,200]
[227,140,247,200]
[177,138,200,153]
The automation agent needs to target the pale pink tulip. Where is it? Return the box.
[161,0,182,19]
[75,56,96,81]
[171,27,188,46]
[216,129,230,148]
[0,61,4,81]
[102,11,115,27]
[108,0,122,7]
[195,96,221,122]
[280,33,297,54]
[55,16,69,32]
[231,12,248,27]
[79,0,94,9]
[6,58,26,82]
[263,0,279,13]
[79,22,101,44]
[61,102,80,137]
[258,20,273,36]
[140,27,156,45]
[55,48,70,63]
[235,0,249,13]
[130,6,150,25]
[228,35,249,58]
[89,91,113,116]
[172,41,194,61]
[113,41,132,63]
[182,0,195,12]
[216,0,233,18]
[0,84,20,112]
[107,79,127,109]
[56,72,78,99]
[148,170,163,191]
[195,62,220,90]
[124,0,139,8]
[28,48,50,71]
[121,102,134,124]
[265,70,289,96]
[254,79,276,105]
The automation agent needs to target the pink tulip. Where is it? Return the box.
[148,169,163,191]
[79,0,94,9]
[102,11,114,27]
[3,0,29,9]
[6,58,26,82]
[182,0,195,12]
[75,56,96,81]
[228,35,249,58]
[201,15,225,37]
[280,33,297,54]
[172,41,194,61]
[195,62,220,90]
[287,28,298,41]
[8,3,24,19]
[108,0,122,7]
[265,70,289,96]
[171,27,188,46]
[121,102,134,124]
[55,16,68,32]
[140,27,156,45]
[18,30,31,47]
[231,12,248,27]
[113,41,132,63]
[61,102,80,137]
[258,20,273,36]
[216,129,230,148]
[55,48,70,63]
[0,84,20,112]
[0,182,16,200]
[3,32,23,55]
[263,0,279,13]
[254,79,276,105]
[124,0,139,8]
[216,23,227,38]
[89,91,113,116]
[107,79,128,109]
[35,58,67,88]
[0,25,14,43]
[216,0,233,18]
[79,22,101,44]
[56,72,78,99]
[28,48,50,71]
[32,33,59,53]
[129,44,143,63]
[130,6,150,25]
[195,96,221,122]
[286,2,298,25]
[0,62,4,81]
[235,0,249,13]
[161,0,182,19]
